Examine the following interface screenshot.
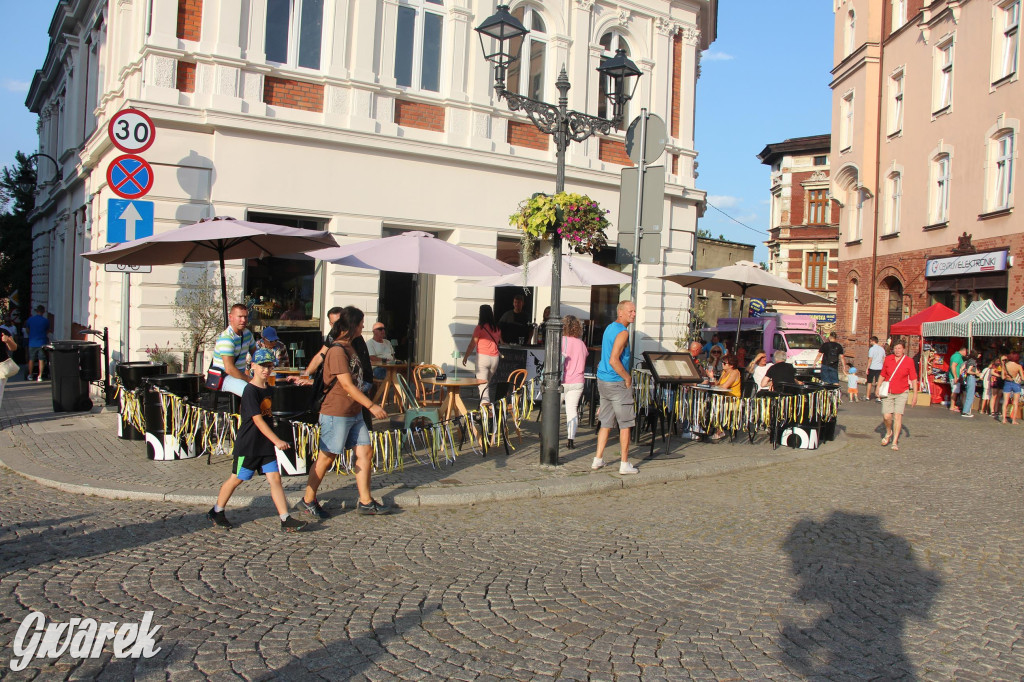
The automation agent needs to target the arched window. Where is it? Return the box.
[506,7,546,100]
[885,278,904,337]
[598,31,631,127]
[850,278,859,331]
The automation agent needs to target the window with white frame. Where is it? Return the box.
[840,92,854,151]
[805,252,828,291]
[852,188,866,241]
[991,130,1016,210]
[394,0,444,92]
[598,31,631,128]
[506,7,546,101]
[265,0,324,70]
[888,69,904,134]
[998,0,1020,81]
[935,39,954,111]
[850,278,859,330]
[845,10,856,56]
[885,172,902,234]
[893,0,907,30]
[932,154,951,223]
[808,189,829,225]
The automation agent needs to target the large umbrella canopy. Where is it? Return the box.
[307,231,516,277]
[921,299,1007,339]
[477,254,630,288]
[83,216,339,324]
[890,302,958,336]
[662,261,833,348]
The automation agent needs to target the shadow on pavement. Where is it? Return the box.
[779,511,941,680]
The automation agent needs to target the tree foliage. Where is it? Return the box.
[173,267,239,372]
[0,152,36,320]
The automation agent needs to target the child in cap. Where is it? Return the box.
[846,366,859,402]
[207,347,308,532]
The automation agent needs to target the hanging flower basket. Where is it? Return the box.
[509,192,610,262]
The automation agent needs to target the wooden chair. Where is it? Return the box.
[413,363,445,406]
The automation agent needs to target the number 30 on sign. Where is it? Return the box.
[108,109,155,154]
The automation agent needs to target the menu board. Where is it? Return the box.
[643,352,703,384]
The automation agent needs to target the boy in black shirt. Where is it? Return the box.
[207,348,308,532]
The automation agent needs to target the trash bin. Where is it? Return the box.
[268,383,314,476]
[814,384,841,443]
[116,362,167,440]
[47,341,101,412]
[774,383,820,450]
[144,373,202,460]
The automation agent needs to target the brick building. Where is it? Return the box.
[830,0,1022,367]
[757,134,839,334]
[25,0,718,377]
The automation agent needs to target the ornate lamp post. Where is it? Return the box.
[476,5,642,466]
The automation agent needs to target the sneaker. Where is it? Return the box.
[618,461,639,475]
[281,516,308,532]
[36,376,43,382]
[206,507,232,529]
[591,457,605,470]
[962,413,974,418]
[296,498,331,521]
[357,499,391,515]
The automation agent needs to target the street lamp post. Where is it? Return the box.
[476,5,641,466]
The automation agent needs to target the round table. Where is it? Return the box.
[372,363,410,412]
[421,377,487,421]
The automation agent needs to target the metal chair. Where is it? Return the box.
[413,363,445,406]
[503,369,529,444]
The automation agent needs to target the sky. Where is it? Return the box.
[0,2,836,264]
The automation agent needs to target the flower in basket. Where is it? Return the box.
[509,192,610,260]
[144,342,182,372]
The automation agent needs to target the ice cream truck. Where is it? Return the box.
[704,314,825,378]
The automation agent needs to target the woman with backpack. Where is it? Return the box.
[298,307,389,519]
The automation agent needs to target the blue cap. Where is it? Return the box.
[253,348,277,366]
[261,326,279,342]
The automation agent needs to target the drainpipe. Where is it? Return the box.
[867,36,886,341]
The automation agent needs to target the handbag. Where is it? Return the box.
[204,364,226,391]
[0,358,19,380]
[877,354,906,398]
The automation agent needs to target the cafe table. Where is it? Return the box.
[421,377,487,421]
[372,362,410,411]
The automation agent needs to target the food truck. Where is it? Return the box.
[704,314,825,378]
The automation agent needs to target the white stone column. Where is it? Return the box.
[147,0,179,50]
[203,0,243,59]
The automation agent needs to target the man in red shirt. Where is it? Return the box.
[879,341,918,451]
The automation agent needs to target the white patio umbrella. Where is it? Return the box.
[477,253,631,288]
[306,231,517,277]
[662,261,833,348]
[82,216,339,324]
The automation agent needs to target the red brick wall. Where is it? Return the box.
[176,0,203,41]
[790,171,816,226]
[176,61,196,93]
[263,77,324,112]
[599,139,634,166]
[883,0,927,40]
[671,154,679,176]
[838,232,1024,367]
[394,100,445,132]
[670,31,682,138]
[507,121,549,151]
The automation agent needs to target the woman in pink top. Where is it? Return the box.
[462,305,502,403]
[560,315,588,449]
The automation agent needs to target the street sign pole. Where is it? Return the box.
[628,109,649,356]
[122,273,130,361]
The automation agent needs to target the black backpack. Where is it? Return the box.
[308,344,342,412]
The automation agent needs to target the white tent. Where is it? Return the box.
[970,305,1024,337]
[920,299,1007,338]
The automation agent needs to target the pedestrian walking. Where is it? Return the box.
[298,307,389,518]
[879,341,919,451]
[948,346,965,412]
[592,300,638,474]
[206,348,308,532]
[25,305,49,381]
[560,315,588,450]
[846,366,860,402]
[462,305,502,404]
[866,336,885,400]
[1000,355,1023,425]
[960,349,981,418]
[815,331,846,386]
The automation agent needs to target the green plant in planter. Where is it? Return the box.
[509,192,610,262]
[144,342,182,373]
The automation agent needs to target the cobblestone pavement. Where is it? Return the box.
[2,396,1023,679]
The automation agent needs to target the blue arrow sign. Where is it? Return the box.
[107,199,154,243]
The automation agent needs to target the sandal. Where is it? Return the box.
[880,434,892,447]
[891,443,899,451]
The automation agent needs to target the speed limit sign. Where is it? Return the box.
[108,109,155,154]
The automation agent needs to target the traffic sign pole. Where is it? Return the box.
[628,109,649,356]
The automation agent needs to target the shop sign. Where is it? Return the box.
[796,312,837,324]
[926,251,1008,278]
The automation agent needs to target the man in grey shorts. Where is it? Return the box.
[592,301,639,474]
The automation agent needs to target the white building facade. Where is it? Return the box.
[26,0,717,373]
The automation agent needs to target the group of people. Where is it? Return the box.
[206,304,394,533]
[944,347,1023,424]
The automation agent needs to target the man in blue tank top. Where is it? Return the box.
[593,300,639,474]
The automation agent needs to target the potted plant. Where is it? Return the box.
[144,342,182,373]
[509,192,610,263]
